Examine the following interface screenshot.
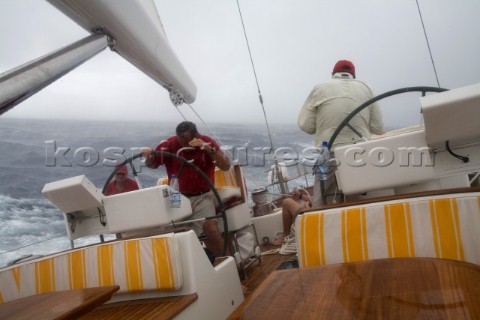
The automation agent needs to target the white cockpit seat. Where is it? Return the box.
[214,165,261,273]
[214,165,250,231]
[334,83,480,196]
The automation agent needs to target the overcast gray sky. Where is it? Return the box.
[1,0,479,129]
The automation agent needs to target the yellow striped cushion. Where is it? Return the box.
[297,193,480,268]
[215,167,238,189]
[0,234,182,304]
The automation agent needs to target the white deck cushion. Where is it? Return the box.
[296,192,480,268]
[0,233,182,303]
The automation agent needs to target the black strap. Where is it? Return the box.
[445,141,469,163]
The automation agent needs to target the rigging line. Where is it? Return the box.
[415,0,441,87]
[187,103,233,159]
[186,102,261,188]
[235,0,275,154]
[176,105,188,121]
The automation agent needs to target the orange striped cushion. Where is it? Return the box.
[0,234,182,303]
[297,193,480,268]
[214,167,237,189]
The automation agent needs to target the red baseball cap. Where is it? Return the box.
[332,60,355,77]
[115,164,128,175]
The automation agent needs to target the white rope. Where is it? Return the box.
[187,103,232,158]
[175,105,187,121]
[185,103,262,191]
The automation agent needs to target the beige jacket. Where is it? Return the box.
[298,73,384,148]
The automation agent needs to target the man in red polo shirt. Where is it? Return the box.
[104,164,139,196]
[142,121,230,257]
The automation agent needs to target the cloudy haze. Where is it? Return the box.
[1,0,479,129]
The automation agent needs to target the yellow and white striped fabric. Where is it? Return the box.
[0,234,182,304]
[215,166,238,189]
[296,192,480,268]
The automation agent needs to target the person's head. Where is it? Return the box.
[332,60,355,78]
[176,121,199,147]
[114,164,128,182]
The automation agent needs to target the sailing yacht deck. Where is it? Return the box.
[240,244,297,296]
[73,243,294,319]
[230,257,480,319]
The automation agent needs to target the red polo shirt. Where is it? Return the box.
[104,178,139,196]
[149,134,220,194]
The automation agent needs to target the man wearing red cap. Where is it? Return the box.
[298,60,384,205]
[104,164,139,196]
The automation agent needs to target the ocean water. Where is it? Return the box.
[0,118,314,267]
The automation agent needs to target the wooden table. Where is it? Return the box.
[77,293,198,320]
[231,258,480,319]
[0,286,119,320]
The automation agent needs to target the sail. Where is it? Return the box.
[47,0,197,105]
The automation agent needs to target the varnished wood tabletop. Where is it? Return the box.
[231,258,480,319]
[0,286,119,320]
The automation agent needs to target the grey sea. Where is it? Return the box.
[0,117,315,267]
